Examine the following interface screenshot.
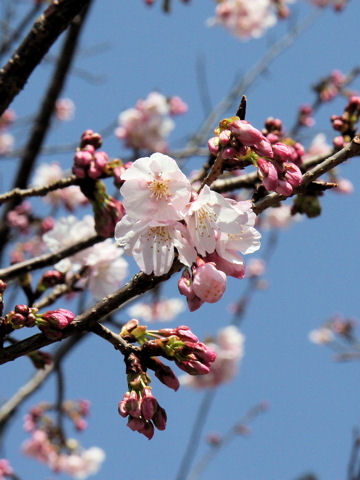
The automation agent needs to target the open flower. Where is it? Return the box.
[115,216,196,276]
[120,152,191,222]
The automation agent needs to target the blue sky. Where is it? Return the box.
[1,1,360,479]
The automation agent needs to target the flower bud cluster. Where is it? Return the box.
[22,401,104,477]
[91,182,125,238]
[5,304,38,329]
[5,306,75,338]
[331,96,360,147]
[73,130,108,179]
[117,320,216,438]
[36,308,75,339]
[309,314,355,347]
[118,387,167,440]
[28,350,53,369]
[257,117,304,195]
[115,91,187,153]
[208,116,303,196]
[314,69,346,102]
[6,201,32,234]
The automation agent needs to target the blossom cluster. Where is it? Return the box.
[115,152,260,309]
[331,95,360,148]
[5,304,75,339]
[118,320,216,438]
[33,162,88,211]
[115,91,187,153]
[43,215,128,299]
[22,401,105,479]
[208,116,303,196]
[208,0,293,40]
[314,69,346,102]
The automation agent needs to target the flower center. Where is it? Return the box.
[148,176,171,201]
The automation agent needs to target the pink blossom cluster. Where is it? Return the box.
[118,319,217,439]
[181,325,245,388]
[115,92,187,153]
[0,459,13,480]
[43,215,128,299]
[5,305,75,339]
[314,69,346,102]
[32,162,88,211]
[208,116,303,196]
[118,387,167,440]
[115,152,260,309]
[208,0,293,40]
[0,109,15,155]
[331,95,360,148]
[23,401,104,479]
[6,201,32,233]
[73,130,109,179]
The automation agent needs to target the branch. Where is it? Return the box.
[0,175,79,205]
[0,1,93,261]
[0,0,91,115]
[0,260,183,365]
[0,234,102,282]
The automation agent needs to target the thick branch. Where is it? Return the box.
[0,0,90,114]
[0,234,102,282]
[253,137,360,215]
[0,260,183,365]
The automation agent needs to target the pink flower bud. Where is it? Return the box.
[275,179,293,196]
[80,130,103,149]
[40,308,75,329]
[228,120,264,146]
[154,362,180,391]
[272,143,294,162]
[74,150,93,168]
[192,263,226,304]
[169,96,188,115]
[141,388,158,420]
[257,158,278,192]
[283,162,302,188]
[252,138,274,158]
[219,129,231,145]
[208,136,220,155]
[152,406,167,431]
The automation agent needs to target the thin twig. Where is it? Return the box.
[0,234,101,282]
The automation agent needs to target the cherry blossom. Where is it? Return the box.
[115,91,187,152]
[43,216,128,298]
[183,185,254,257]
[120,152,191,222]
[115,216,196,276]
[209,0,278,40]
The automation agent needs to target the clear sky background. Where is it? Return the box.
[1,1,360,480]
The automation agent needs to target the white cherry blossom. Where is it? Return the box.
[120,152,191,222]
[115,216,196,276]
